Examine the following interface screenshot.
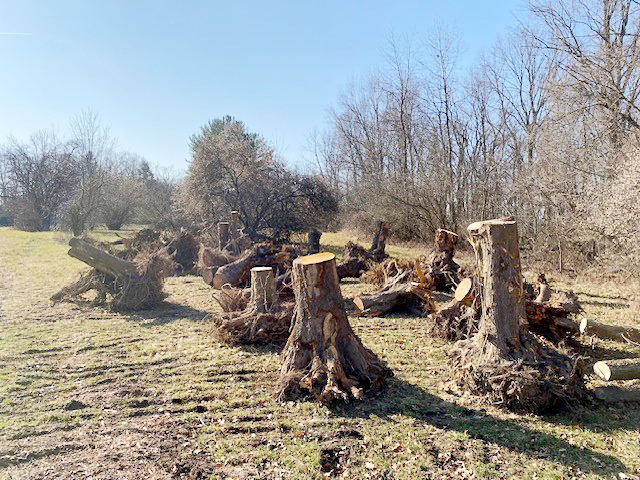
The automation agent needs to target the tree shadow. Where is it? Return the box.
[123,302,210,326]
[580,299,630,309]
[330,377,628,476]
[575,343,640,362]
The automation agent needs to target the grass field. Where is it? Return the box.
[0,227,639,479]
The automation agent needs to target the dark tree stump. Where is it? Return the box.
[308,229,322,255]
[370,221,388,262]
[277,252,391,403]
[428,228,461,292]
[449,218,586,413]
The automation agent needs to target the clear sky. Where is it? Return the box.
[0,0,525,174]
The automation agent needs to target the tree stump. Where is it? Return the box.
[428,228,461,292]
[449,218,586,413]
[370,221,388,262]
[210,266,293,345]
[218,222,230,251]
[230,210,241,255]
[308,229,322,255]
[277,252,391,403]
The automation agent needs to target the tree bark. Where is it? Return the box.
[308,229,322,255]
[370,221,388,261]
[353,281,434,317]
[249,267,276,313]
[579,318,640,343]
[277,252,391,403]
[68,238,137,278]
[593,358,640,381]
[218,222,230,251]
[428,228,460,292]
[449,218,585,413]
[230,210,241,255]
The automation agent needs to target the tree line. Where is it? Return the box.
[312,0,640,274]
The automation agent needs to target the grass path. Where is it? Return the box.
[0,227,639,479]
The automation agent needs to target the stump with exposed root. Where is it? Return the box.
[210,266,293,346]
[448,218,586,413]
[277,252,391,403]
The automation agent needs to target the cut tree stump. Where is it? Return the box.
[277,252,391,403]
[210,266,293,346]
[593,358,640,381]
[230,210,242,255]
[428,228,461,292]
[308,229,322,255]
[370,221,388,262]
[579,318,640,343]
[448,218,586,413]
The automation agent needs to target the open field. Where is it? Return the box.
[1,227,639,479]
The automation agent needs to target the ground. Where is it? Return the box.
[0,227,639,479]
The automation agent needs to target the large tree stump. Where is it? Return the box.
[277,252,391,403]
[449,218,586,413]
[428,229,461,292]
[249,266,276,313]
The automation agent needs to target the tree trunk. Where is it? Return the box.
[353,282,434,317]
[449,218,585,413]
[428,228,460,292]
[370,221,388,261]
[277,252,391,403]
[68,238,137,278]
[218,222,230,251]
[230,210,241,255]
[249,267,276,313]
[593,359,640,381]
[579,318,640,343]
[308,229,322,254]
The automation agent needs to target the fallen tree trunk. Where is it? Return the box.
[53,238,170,311]
[277,252,391,403]
[525,301,580,345]
[579,318,640,343]
[353,281,434,317]
[594,382,640,402]
[593,358,640,381]
[449,218,586,413]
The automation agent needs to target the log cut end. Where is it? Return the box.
[293,252,335,266]
[593,361,612,381]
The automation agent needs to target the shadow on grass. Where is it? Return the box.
[580,299,630,309]
[575,343,640,362]
[124,302,210,326]
[331,377,627,476]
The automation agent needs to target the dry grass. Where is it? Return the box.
[0,227,639,479]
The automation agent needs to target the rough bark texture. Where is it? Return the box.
[218,222,230,251]
[580,318,640,343]
[354,281,434,317]
[210,267,293,346]
[277,252,392,403]
[448,218,586,413]
[593,358,640,381]
[426,277,480,341]
[212,243,297,289]
[370,221,388,262]
[428,229,461,292]
[308,229,322,255]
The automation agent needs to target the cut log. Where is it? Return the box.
[593,358,640,381]
[370,221,388,261]
[211,243,293,289]
[428,228,461,292]
[218,222,230,251]
[449,218,586,413]
[454,277,474,306]
[594,382,640,402]
[68,238,137,278]
[579,318,640,343]
[353,281,434,317]
[249,267,276,313]
[308,229,322,255]
[277,252,391,403]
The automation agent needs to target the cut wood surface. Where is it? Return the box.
[580,318,640,343]
[454,277,474,306]
[593,358,640,381]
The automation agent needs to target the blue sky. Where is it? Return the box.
[0,1,524,174]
